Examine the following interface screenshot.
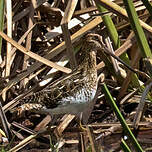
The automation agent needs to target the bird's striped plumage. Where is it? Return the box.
[13,34,103,115]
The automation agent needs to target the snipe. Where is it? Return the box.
[14,34,103,115]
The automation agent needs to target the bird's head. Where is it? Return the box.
[85,33,104,52]
[77,33,104,66]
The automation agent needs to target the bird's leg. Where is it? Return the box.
[79,112,87,131]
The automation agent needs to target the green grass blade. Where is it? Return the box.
[102,83,143,152]
[123,0,152,58]
[95,4,120,49]
[95,1,140,87]
[120,139,132,152]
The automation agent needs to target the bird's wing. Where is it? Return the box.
[20,67,86,109]
[42,68,86,101]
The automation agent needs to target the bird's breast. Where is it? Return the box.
[59,86,97,105]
